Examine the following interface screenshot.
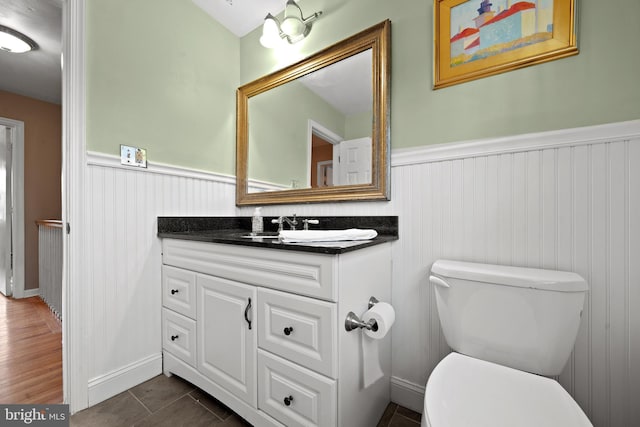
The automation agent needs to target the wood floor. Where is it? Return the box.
[0,293,63,403]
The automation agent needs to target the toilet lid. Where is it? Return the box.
[424,353,592,427]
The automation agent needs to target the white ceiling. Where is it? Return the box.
[0,0,62,104]
[298,50,372,116]
[0,0,284,105]
[0,1,367,115]
[191,0,285,37]
[192,0,370,118]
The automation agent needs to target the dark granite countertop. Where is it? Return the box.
[157,216,398,255]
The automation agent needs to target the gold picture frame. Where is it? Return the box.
[434,0,577,89]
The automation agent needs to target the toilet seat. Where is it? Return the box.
[423,353,592,427]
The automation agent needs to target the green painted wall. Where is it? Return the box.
[86,0,640,175]
[86,0,239,175]
[345,110,373,140]
[241,0,640,150]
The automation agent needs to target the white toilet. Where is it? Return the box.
[422,260,593,427]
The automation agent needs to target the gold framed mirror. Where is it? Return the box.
[236,20,391,206]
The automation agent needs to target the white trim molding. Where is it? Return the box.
[0,117,25,300]
[87,151,237,185]
[62,0,88,414]
[390,376,425,414]
[86,151,288,192]
[392,119,640,166]
[88,119,640,185]
[88,354,162,406]
[247,179,289,192]
[21,288,40,298]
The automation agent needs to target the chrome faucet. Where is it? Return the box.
[271,214,298,232]
[302,219,319,230]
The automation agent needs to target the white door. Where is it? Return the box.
[197,274,257,407]
[334,137,372,185]
[0,126,11,297]
[316,160,333,187]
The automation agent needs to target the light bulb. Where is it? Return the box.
[281,1,305,37]
[260,14,283,48]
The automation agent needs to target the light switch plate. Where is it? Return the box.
[120,144,147,168]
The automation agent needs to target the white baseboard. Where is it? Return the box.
[391,376,425,414]
[88,353,162,406]
[14,287,40,298]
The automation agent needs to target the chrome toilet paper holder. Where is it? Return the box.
[345,296,380,332]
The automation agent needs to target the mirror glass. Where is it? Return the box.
[247,50,373,192]
[236,20,390,205]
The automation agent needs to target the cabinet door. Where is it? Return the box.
[197,274,257,407]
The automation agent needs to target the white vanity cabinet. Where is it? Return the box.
[161,238,392,427]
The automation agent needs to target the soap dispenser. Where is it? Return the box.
[251,207,263,235]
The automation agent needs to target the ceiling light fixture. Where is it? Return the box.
[260,0,322,48]
[0,24,38,53]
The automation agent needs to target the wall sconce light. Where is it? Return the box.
[0,24,38,53]
[260,0,322,48]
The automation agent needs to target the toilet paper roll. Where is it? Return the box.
[360,301,395,388]
[362,302,395,340]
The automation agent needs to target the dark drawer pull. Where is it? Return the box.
[244,298,252,330]
[284,327,294,336]
[283,395,293,406]
[170,335,179,341]
[170,289,179,295]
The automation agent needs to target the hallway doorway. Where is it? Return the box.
[0,125,11,297]
[0,0,68,409]
[0,112,62,405]
[0,118,24,299]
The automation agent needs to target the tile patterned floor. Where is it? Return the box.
[70,374,422,426]
[377,402,422,427]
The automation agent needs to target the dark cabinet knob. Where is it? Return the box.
[283,395,293,406]
[170,335,179,341]
[170,289,179,295]
[284,327,294,336]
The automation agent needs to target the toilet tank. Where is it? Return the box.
[430,260,588,376]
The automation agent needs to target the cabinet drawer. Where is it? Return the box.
[162,265,196,318]
[258,350,336,427]
[162,308,196,367]
[258,288,336,378]
[163,239,336,301]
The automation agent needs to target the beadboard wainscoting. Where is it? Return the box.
[384,121,640,427]
[83,120,639,427]
[84,155,237,405]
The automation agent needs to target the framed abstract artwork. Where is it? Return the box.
[434,0,578,88]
